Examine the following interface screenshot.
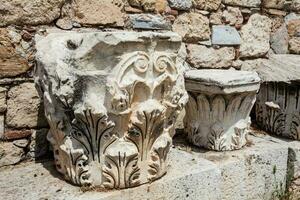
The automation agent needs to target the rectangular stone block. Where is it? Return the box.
[212,25,241,46]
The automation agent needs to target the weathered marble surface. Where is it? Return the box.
[184,69,260,151]
[35,31,188,188]
[0,134,293,200]
[256,82,300,140]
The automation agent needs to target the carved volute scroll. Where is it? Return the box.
[184,70,260,151]
[255,82,300,140]
[35,32,188,189]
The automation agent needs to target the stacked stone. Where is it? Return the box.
[0,0,299,185]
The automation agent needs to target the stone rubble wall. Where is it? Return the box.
[0,0,300,175]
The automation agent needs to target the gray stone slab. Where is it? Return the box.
[212,25,241,46]
[128,14,171,30]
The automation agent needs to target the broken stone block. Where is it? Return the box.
[0,28,32,78]
[168,0,192,10]
[6,82,47,129]
[184,69,260,151]
[0,87,7,113]
[187,44,235,69]
[128,14,171,30]
[72,0,124,27]
[0,0,65,26]
[35,31,188,188]
[256,82,300,140]
[242,54,300,140]
[212,25,241,46]
[240,14,272,58]
[0,115,4,140]
[173,12,210,42]
[193,0,221,11]
[291,0,300,12]
[270,24,289,54]
[262,0,285,9]
[0,142,25,167]
[289,37,300,54]
[222,6,244,28]
[222,0,261,7]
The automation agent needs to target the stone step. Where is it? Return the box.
[1,134,299,200]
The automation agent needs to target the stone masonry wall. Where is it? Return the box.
[0,0,300,168]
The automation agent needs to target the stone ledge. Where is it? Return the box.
[0,134,297,200]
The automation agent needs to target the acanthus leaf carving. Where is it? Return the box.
[36,32,187,189]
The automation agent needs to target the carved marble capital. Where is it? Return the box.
[184,70,260,151]
[255,82,300,140]
[35,32,188,188]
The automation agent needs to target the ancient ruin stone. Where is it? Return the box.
[256,82,300,140]
[73,0,124,27]
[193,0,221,11]
[287,19,300,37]
[35,31,188,188]
[289,37,300,54]
[222,0,261,7]
[168,0,192,10]
[271,24,289,54]
[0,142,25,167]
[187,44,235,68]
[212,25,241,45]
[0,0,65,26]
[184,69,260,151]
[0,87,7,113]
[240,14,272,58]
[222,6,244,28]
[291,0,300,11]
[262,0,285,9]
[173,13,210,42]
[0,28,31,78]
[6,83,47,129]
[129,14,171,30]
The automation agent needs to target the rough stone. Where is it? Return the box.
[222,0,261,7]
[210,10,223,25]
[0,28,31,78]
[287,19,300,37]
[0,115,4,140]
[173,13,210,42]
[35,31,188,188]
[262,0,285,9]
[0,87,7,113]
[222,6,244,28]
[291,0,300,11]
[193,0,221,11]
[3,130,32,140]
[285,13,300,23]
[187,44,235,69]
[212,25,241,46]
[168,0,192,10]
[72,0,124,27]
[129,14,171,29]
[6,82,47,129]
[270,24,289,54]
[240,14,272,58]
[0,0,65,26]
[0,142,25,167]
[289,37,300,54]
